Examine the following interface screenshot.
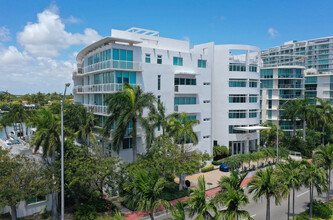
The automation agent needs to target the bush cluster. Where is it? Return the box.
[201,165,214,172]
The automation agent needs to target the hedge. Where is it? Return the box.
[201,165,214,172]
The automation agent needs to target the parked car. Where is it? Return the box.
[219,163,230,172]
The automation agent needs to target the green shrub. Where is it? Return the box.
[201,165,214,172]
[74,204,97,220]
[165,173,176,182]
[213,145,229,160]
[310,200,332,219]
[212,160,223,165]
[161,181,191,201]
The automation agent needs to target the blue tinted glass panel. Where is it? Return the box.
[130,72,136,84]
[113,49,119,60]
[116,72,122,83]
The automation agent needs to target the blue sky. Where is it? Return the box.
[0,0,333,94]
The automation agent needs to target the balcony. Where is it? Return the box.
[174,104,201,113]
[83,104,108,115]
[174,85,198,94]
[278,84,303,89]
[74,83,140,94]
[84,60,141,74]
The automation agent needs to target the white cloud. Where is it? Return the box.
[17,8,102,57]
[0,46,74,94]
[0,5,102,94]
[62,16,81,24]
[0,26,11,41]
[268,27,278,38]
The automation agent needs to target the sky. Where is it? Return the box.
[1,0,333,94]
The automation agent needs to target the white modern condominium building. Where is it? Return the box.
[261,36,333,73]
[73,27,261,162]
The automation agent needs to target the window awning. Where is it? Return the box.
[233,126,271,131]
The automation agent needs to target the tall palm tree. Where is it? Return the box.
[218,169,248,192]
[167,112,200,190]
[170,201,187,220]
[283,98,315,141]
[216,170,251,220]
[216,184,252,220]
[247,166,283,220]
[314,98,333,145]
[0,113,11,139]
[276,159,302,220]
[314,144,333,205]
[8,103,29,136]
[75,110,97,146]
[30,108,61,220]
[121,169,170,220]
[103,83,156,162]
[300,160,327,220]
[188,176,217,219]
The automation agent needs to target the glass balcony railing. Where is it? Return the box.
[84,60,141,74]
[73,83,140,94]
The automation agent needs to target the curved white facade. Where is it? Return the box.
[73,28,261,161]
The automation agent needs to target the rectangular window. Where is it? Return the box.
[261,80,273,88]
[260,69,273,78]
[145,54,151,63]
[203,118,210,121]
[203,100,210,103]
[229,79,246,87]
[158,75,161,90]
[203,82,210,85]
[229,110,246,119]
[268,110,272,119]
[129,72,136,84]
[249,94,258,103]
[268,90,272,99]
[174,97,196,106]
[157,55,162,64]
[27,196,47,205]
[173,57,183,66]
[249,109,257,118]
[249,65,257,72]
[249,80,258,88]
[174,78,196,85]
[229,125,246,134]
[122,138,133,149]
[229,94,246,103]
[198,59,207,68]
[157,95,161,103]
[229,63,246,72]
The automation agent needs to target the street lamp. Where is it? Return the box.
[61,83,70,220]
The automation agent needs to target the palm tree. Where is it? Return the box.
[216,184,252,220]
[103,83,156,162]
[188,176,217,219]
[167,112,200,190]
[314,144,333,205]
[75,110,97,146]
[283,98,316,141]
[112,211,126,220]
[219,169,248,192]
[0,113,11,139]
[121,169,170,220]
[170,201,187,220]
[276,159,302,220]
[216,170,251,220]
[314,98,333,145]
[247,166,283,220]
[30,108,61,220]
[300,160,327,220]
[8,103,29,136]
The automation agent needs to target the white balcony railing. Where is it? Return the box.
[83,60,142,74]
[83,104,108,115]
[73,83,140,94]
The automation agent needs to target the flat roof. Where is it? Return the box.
[76,37,142,62]
[233,126,271,131]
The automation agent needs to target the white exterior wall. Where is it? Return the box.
[73,28,261,161]
[210,45,261,154]
[0,195,52,218]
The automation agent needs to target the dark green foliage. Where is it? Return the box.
[74,204,97,220]
[213,145,229,160]
[1,103,9,111]
[161,182,191,201]
[281,136,313,158]
[310,200,332,219]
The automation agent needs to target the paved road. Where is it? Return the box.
[144,174,332,220]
